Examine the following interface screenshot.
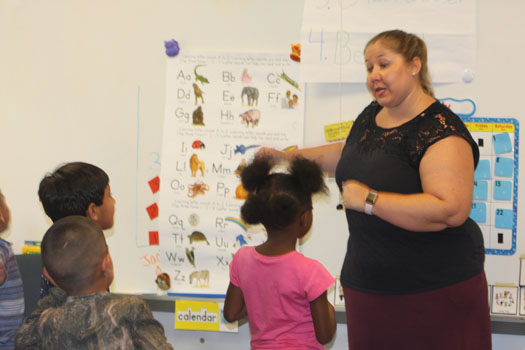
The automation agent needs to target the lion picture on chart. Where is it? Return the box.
[189,154,205,177]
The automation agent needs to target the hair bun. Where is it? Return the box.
[267,193,298,228]
[240,192,266,225]
[289,157,328,196]
[241,157,274,192]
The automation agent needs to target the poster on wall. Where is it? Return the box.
[157,52,304,296]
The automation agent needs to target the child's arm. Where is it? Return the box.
[310,291,336,345]
[223,282,247,322]
[0,251,7,286]
[0,261,6,286]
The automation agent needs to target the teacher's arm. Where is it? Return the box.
[257,142,344,175]
[342,136,475,232]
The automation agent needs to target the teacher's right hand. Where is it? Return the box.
[255,147,285,160]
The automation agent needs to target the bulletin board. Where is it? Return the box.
[465,118,519,256]
[1,0,525,311]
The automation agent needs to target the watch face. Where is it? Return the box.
[364,190,378,215]
[366,190,378,204]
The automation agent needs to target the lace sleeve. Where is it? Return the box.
[410,105,479,168]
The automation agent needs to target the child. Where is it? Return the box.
[224,157,336,349]
[0,189,24,350]
[15,216,174,350]
[38,162,115,228]
[38,162,116,297]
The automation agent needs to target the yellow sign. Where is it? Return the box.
[465,122,515,133]
[493,123,515,133]
[465,122,493,132]
[175,300,220,331]
[324,121,353,142]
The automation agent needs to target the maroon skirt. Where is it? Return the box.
[343,272,492,350]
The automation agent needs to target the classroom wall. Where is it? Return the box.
[2,0,525,348]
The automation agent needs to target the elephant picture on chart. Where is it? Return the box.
[241,86,259,106]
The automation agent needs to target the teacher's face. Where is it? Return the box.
[364,41,417,108]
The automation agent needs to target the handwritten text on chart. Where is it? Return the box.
[308,29,365,65]
[301,0,475,82]
[140,252,161,267]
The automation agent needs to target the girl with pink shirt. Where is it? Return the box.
[224,157,336,349]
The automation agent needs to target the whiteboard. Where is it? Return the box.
[1,0,524,298]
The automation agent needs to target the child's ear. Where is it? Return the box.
[86,202,98,221]
[43,267,57,287]
[0,197,10,233]
[299,211,307,226]
[298,210,313,238]
[0,211,6,232]
[101,253,114,280]
[299,210,312,227]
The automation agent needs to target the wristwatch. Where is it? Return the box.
[364,189,378,215]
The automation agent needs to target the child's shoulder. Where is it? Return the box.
[0,239,12,265]
[107,293,152,313]
[110,293,146,304]
[233,245,254,257]
[58,293,152,320]
[0,238,11,251]
[292,252,330,271]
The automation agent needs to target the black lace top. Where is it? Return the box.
[335,100,485,294]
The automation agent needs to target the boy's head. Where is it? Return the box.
[0,189,10,234]
[38,162,115,229]
[41,216,113,295]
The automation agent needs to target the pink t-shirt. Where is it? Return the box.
[230,246,335,350]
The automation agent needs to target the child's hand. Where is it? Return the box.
[0,262,6,285]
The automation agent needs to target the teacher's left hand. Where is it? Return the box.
[341,180,370,213]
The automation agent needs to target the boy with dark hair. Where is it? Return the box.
[0,189,24,350]
[38,162,115,228]
[15,216,174,350]
[38,162,116,297]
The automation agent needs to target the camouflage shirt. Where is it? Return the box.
[15,288,173,350]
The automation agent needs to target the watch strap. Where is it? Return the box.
[364,189,378,215]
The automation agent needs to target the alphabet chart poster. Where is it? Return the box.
[158,52,304,296]
[464,118,520,256]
